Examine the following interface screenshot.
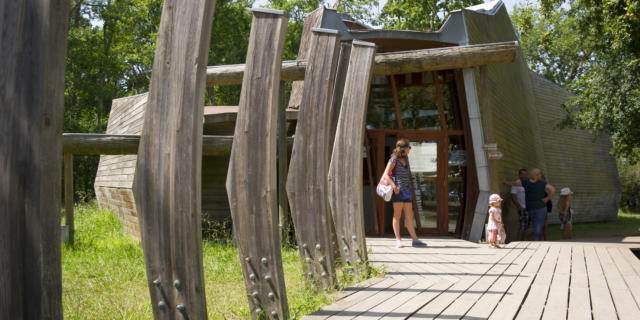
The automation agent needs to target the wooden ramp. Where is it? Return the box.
[305,237,640,320]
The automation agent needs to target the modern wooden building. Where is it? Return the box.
[95,0,620,241]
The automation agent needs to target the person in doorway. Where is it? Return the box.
[504,168,555,241]
[557,187,574,239]
[382,138,427,248]
[487,194,503,248]
[511,168,529,240]
[542,174,552,241]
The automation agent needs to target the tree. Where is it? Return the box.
[512,0,640,162]
[377,0,482,31]
[65,0,163,200]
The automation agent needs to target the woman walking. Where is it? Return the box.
[504,168,555,241]
[382,138,427,248]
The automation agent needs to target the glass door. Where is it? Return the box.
[407,140,439,231]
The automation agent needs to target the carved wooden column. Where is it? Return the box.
[226,8,290,319]
[286,28,341,289]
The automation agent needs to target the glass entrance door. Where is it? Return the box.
[363,70,470,236]
[407,140,439,230]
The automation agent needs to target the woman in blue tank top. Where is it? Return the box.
[382,138,427,248]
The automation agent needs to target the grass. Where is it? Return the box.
[544,209,640,241]
[62,202,382,319]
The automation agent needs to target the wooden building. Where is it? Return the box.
[95,0,620,241]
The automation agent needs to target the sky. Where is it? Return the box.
[253,0,529,15]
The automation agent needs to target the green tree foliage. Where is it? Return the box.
[377,0,482,31]
[512,0,640,162]
[65,0,163,200]
[208,0,255,105]
[618,158,640,209]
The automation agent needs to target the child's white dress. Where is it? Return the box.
[487,207,502,231]
[488,207,502,243]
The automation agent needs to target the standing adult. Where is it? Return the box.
[510,168,529,240]
[382,138,427,248]
[504,168,555,241]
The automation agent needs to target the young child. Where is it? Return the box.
[487,194,503,248]
[557,187,573,239]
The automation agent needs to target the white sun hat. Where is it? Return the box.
[489,194,503,203]
[560,187,574,196]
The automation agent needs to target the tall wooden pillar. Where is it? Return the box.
[226,8,290,319]
[0,1,70,319]
[133,1,216,319]
[327,40,377,269]
[286,28,341,289]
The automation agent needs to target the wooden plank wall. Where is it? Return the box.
[327,40,377,269]
[226,8,290,319]
[132,0,215,319]
[286,28,341,289]
[0,1,70,318]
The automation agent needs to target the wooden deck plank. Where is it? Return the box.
[409,249,513,319]
[514,245,561,320]
[327,279,418,319]
[311,238,640,320]
[596,247,640,320]
[610,247,640,310]
[620,247,640,278]
[584,245,617,320]
[488,243,550,320]
[568,246,592,320]
[541,245,571,320]
[463,243,539,319]
[303,277,400,319]
[437,244,528,319]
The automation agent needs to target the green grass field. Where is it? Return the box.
[62,203,381,319]
[545,209,640,241]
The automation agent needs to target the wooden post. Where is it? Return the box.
[132,0,215,319]
[226,8,290,319]
[277,82,290,245]
[328,43,352,153]
[364,137,380,234]
[326,43,351,265]
[64,153,75,246]
[286,28,341,289]
[327,40,377,269]
[0,1,70,319]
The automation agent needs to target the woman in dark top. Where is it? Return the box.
[504,168,556,241]
[382,139,427,248]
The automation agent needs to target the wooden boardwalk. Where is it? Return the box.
[304,237,640,320]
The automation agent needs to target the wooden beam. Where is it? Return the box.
[132,0,215,318]
[286,28,342,289]
[328,40,376,269]
[61,133,296,156]
[64,153,75,246]
[206,41,519,86]
[226,9,290,319]
[0,1,69,319]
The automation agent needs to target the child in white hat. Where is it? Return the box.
[557,187,574,239]
[488,194,504,248]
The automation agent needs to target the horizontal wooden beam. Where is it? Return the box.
[62,133,293,156]
[206,41,518,86]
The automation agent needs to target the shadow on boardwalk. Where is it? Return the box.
[304,236,640,320]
